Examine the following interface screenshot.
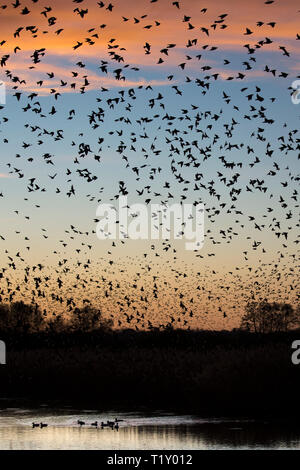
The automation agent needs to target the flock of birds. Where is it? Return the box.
[0,0,299,329]
[77,418,123,429]
[32,418,123,430]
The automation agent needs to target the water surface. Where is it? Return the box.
[0,408,299,450]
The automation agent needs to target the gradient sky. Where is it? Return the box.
[0,0,299,329]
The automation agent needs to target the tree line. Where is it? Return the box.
[0,299,299,335]
[0,301,112,334]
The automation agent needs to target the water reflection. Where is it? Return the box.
[0,409,299,450]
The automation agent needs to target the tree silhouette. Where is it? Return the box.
[0,301,113,335]
[240,301,299,333]
[0,301,44,334]
[70,305,113,333]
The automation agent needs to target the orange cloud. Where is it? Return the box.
[0,0,298,93]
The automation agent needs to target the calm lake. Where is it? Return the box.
[0,408,299,450]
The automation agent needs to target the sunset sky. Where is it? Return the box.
[0,0,299,329]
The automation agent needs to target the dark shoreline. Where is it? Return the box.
[1,329,300,420]
[0,399,300,426]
